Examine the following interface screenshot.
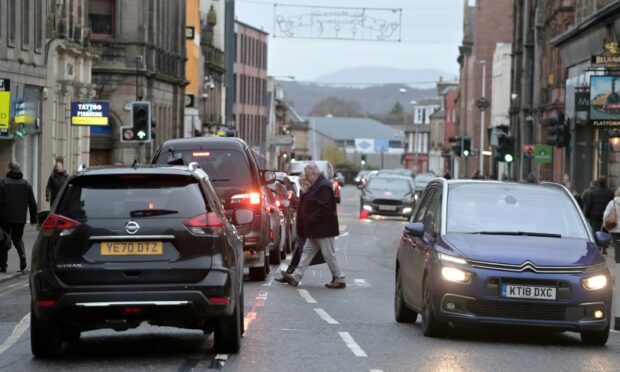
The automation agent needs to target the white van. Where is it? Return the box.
[288,160,334,180]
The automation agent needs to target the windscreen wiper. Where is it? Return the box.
[130,209,178,218]
[470,231,562,238]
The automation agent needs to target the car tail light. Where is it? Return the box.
[41,214,81,236]
[208,296,231,305]
[231,192,262,209]
[269,229,274,241]
[37,300,57,309]
[184,212,224,235]
[122,306,143,315]
[275,198,281,208]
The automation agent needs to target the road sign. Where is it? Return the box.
[476,97,489,111]
[533,144,552,164]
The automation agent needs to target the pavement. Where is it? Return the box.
[0,224,37,283]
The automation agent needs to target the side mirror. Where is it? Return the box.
[595,231,612,248]
[233,209,254,225]
[37,211,51,226]
[404,222,424,238]
[261,170,276,184]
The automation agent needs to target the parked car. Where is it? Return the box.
[30,164,247,358]
[152,137,274,281]
[335,172,345,186]
[359,175,415,219]
[395,180,612,345]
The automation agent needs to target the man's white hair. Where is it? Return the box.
[304,162,322,176]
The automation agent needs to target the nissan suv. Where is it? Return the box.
[30,164,246,358]
[152,137,274,281]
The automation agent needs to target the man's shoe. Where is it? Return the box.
[274,277,287,283]
[0,267,6,273]
[19,259,27,272]
[325,281,346,289]
[283,273,299,287]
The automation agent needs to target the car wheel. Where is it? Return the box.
[421,278,447,337]
[214,294,242,353]
[30,303,62,358]
[249,251,267,281]
[394,269,418,323]
[270,241,281,265]
[581,323,609,346]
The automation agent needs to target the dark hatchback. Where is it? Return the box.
[30,165,246,357]
[395,180,613,345]
[360,175,415,218]
[152,137,273,281]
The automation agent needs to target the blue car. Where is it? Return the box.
[394,179,613,345]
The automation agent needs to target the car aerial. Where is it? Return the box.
[30,164,247,358]
[152,137,274,281]
[394,179,612,345]
[413,172,437,200]
[289,160,340,203]
[359,175,415,219]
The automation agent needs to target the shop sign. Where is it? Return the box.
[590,76,620,127]
[71,101,109,126]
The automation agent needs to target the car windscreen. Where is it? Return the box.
[367,178,412,194]
[158,149,253,187]
[414,174,435,188]
[446,183,589,239]
[56,175,208,220]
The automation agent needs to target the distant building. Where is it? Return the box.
[404,97,441,173]
[306,116,404,169]
[200,0,226,134]
[429,109,446,175]
[234,21,268,151]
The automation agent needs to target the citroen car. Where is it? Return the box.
[152,137,274,281]
[30,164,246,358]
[360,175,416,218]
[394,180,612,345]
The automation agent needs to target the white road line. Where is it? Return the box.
[314,308,340,325]
[339,225,348,232]
[370,370,384,372]
[354,279,371,287]
[0,282,29,297]
[257,291,268,301]
[339,331,368,357]
[336,232,350,240]
[298,289,318,304]
[262,278,274,287]
[0,313,30,356]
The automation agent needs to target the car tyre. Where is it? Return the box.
[30,304,62,358]
[394,268,418,323]
[249,251,267,281]
[581,324,609,346]
[214,294,242,353]
[270,241,281,265]
[421,278,447,337]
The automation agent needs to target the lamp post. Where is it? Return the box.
[410,100,418,174]
[478,60,487,176]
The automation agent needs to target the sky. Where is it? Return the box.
[235,0,465,83]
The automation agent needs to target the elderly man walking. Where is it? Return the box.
[283,162,346,289]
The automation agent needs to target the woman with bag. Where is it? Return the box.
[601,188,620,255]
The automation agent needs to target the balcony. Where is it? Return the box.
[203,44,225,75]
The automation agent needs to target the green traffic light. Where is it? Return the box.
[504,153,514,163]
[463,150,470,157]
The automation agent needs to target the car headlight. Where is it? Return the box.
[363,205,373,212]
[414,194,419,200]
[582,275,608,290]
[402,207,412,214]
[438,253,467,265]
[441,267,472,283]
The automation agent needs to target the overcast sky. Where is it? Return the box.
[235,0,465,82]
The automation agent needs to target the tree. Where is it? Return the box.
[322,145,345,165]
[309,97,364,117]
[389,102,404,116]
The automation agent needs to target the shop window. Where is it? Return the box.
[89,0,115,38]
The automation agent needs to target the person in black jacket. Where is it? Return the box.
[0,161,38,272]
[585,176,614,235]
[283,162,345,289]
[45,159,68,206]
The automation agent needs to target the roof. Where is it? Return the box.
[305,116,405,141]
[235,20,269,36]
[74,165,201,177]
[430,109,445,119]
[413,97,442,107]
[157,137,248,151]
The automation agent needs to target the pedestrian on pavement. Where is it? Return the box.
[0,161,38,272]
[562,174,582,208]
[581,180,596,212]
[525,172,537,184]
[275,171,326,283]
[585,176,614,235]
[443,171,452,180]
[471,170,482,179]
[283,162,346,289]
[601,187,620,255]
[45,158,68,206]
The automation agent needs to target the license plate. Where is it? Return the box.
[378,205,397,211]
[501,284,556,300]
[101,242,163,256]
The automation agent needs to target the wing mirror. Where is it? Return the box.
[261,170,276,184]
[233,209,254,225]
[404,222,424,238]
[595,231,612,248]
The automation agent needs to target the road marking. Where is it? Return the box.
[354,279,371,288]
[370,370,384,372]
[298,289,318,304]
[336,232,350,240]
[244,291,268,332]
[262,278,274,287]
[0,313,30,356]
[339,331,368,357]
[0,282,29,297]
[314,308,339,324]
[339,225,348,232]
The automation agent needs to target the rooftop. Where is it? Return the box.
[305,116,405,141]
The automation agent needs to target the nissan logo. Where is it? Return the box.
[124,221,140,235]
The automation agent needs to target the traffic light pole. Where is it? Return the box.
[479,61,486,176]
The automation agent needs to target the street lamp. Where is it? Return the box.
[477,60,488,176]
[610,130,620,152]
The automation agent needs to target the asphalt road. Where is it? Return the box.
[1,186,620,371]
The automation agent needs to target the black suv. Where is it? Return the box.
[152,137,274,281]
[30,164,246,358]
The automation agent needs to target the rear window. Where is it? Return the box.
[56,175,208,220]
[156,149,254,187]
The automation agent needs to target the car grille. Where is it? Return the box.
[373,199,402,206]
[467,259,587,274]
[465,300,567,321]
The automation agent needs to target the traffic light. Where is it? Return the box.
[497,134,515,163]
[131,101,151,142]
[546,116,569,148]
[461,136,472,157]
[361,154,367,166]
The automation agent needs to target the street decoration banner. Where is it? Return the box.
[71,101,110,126]
[533,144,552,164]
[590,76,620,127]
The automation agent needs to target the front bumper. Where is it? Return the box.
[429,263,612,332]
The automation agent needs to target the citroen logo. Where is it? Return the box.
[124,221,140,235]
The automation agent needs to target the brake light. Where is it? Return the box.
[184,212,224,235]
[37,300,57,309]
[269,229,274,241]
[122,306,143,315]
[208,296,231,305]
[275,199,281,208]
[41,214,81,235]
[192,151,211,157]
[231,192,262,207]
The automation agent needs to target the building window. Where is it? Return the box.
[35,0,42,51]
[8,0,16,45]
[89,0,115,38]
[22,0,30,49]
